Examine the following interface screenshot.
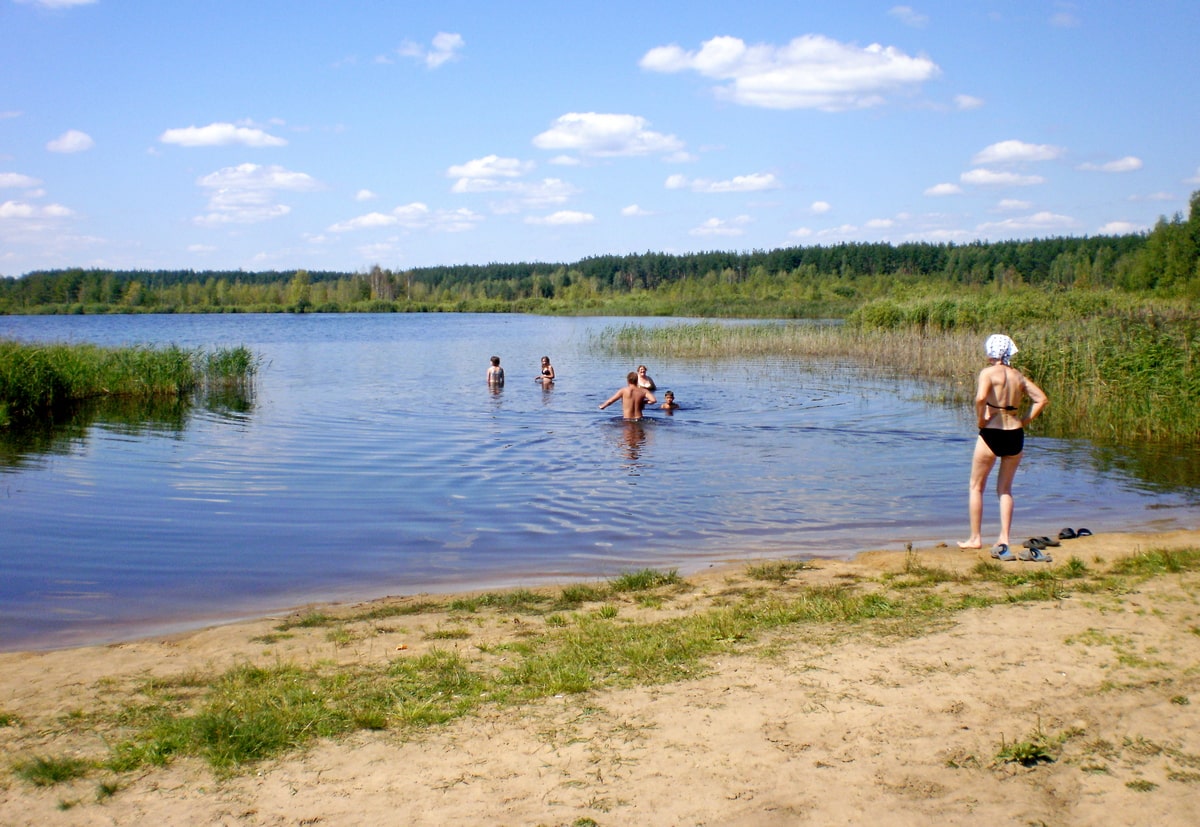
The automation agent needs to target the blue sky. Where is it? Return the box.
[2,0,1198,278]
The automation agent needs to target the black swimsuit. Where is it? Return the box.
[979,369,1024,456]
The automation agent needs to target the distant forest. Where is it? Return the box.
[3,192,1197,318]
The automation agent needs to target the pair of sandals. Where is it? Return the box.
[991,528,1095,562]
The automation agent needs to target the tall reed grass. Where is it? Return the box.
[592,308,1200,446]
[0,340,258,426]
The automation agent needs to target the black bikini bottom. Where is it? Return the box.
[979,427,1024,457]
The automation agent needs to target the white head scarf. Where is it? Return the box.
[984,334,1018,365]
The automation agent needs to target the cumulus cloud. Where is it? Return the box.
[924,183,961,196]
[789,227,814,239]
[664,172,780,193]
[0,200,73,219]
[1098,221,1143,235]
[525,210,595,226]
[46,129,94,153]
[355,189,378,201]
[640,34,939,111]
[1077,156,1143,173]
[865,218,895,229]
[533,113,684,157]
[398,32,465,69]
[689,215,751,236]
[0,173,42,189]
[972,139,1063,165]
[328,203,482,233]
[961,168,1045,186]
[889,6,929,27]
[976,211,1076,234]
[810,200,832,213]
[997,199,1032,211]
[194,163,320,226]
[446,155,534,180]
[954,94,984,110]
[621,204,652,217]
[160,122,287,148]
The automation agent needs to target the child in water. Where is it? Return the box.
[486,355,504,386]
[660,390,678,411]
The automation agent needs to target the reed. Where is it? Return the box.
[0,341,258,426]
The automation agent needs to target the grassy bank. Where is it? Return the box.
[0,340,258,427]
[4,545,1197,791]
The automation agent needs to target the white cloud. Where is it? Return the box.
[924,183,961,196]
[194,163,320,226]
[329,203,482,233]
[525,210,595,226]
[548,155,581,166]
[187,244,217,253]
[865,218,895,229]
[17,0,95,8]
[0,200,74,219]
[689,215,751,236]
[997,199,1032,211]
[1098,221,1143,235]
[810,200,832,213]
[446,155,533,179]
[954,94,984,110]
[621,204,652,217]
[533,113,684,157]
[976,211,1076,234]
[961,168,1045,186]
[160,123,287,148]
[889,6,929,28]
[46,129,94,153]
[0,172,42,189]
[397,32,465,69]
[664,172,780,193]
[1,110,24,120]
[640,34,940,111]
[355,189,377,201]
[1077,156,1143,173]
[451,176,578,209]
[972,139,1063,165]
[789,227,814,239]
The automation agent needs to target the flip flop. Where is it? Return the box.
[1037,535,1061,547]
[1023,538,1047,550]
[1076,527,1093,537]
[1019,547,1053,563]
[1058,527,1078,540]
[991,544,1015,561]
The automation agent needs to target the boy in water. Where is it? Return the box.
[486,355,504,386]
[599,371,656,420]
[660,390,678,411]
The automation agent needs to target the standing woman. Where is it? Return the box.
[957,334,1048,559]
[537,355,555,384]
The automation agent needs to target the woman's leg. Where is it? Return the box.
[958,437,997,549]
[994,452,1023,548]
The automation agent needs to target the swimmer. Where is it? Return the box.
[600,371,657,420]
[537,355,555,383]
[636,364,656,391]
[486,355,504,386]
[957,334,1048,556]
[660,390,678,411]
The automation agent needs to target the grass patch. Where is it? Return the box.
[609,568,682,592]
[12,755,92,786]
[746,559,814,583]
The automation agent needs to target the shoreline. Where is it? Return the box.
[2,528,1199,825]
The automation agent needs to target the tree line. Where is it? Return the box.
[3,192,1197,316]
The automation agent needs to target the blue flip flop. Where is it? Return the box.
[991,543,1015,561]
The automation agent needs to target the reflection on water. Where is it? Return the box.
[1,312,1198,651]
[1087,442,1200,493]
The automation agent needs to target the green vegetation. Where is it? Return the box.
[0,341,258,428]
[3,192,1197,316]
[5,548,1194,784]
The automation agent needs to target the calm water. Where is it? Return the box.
[2,313,1198,651]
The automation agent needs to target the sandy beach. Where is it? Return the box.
[2,528,1199,826]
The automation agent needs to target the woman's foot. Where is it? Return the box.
[957,539,982,550]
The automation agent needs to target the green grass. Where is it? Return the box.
[0,340,258,427]
[12,755,92,786]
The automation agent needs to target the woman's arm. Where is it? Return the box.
[1021,375,1049,428]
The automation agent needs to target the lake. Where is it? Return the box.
[2,312,1198,651]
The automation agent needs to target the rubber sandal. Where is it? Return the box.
[991,544,1015,561]
[1037,535,1061,547]
[1023,538,1047,550]
[1075,527,1093,537]
[1019,546,1053,562]
[1058,527,1077,540]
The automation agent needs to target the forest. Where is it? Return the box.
[2,191,1197,318]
